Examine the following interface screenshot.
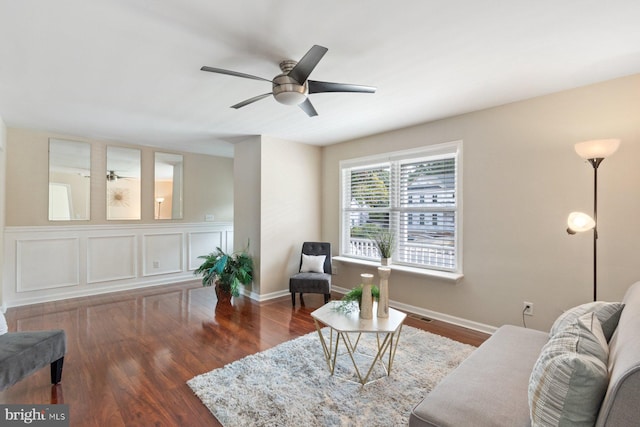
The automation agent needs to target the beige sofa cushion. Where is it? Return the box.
[409,325,548,427]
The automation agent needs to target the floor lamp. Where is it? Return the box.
[156,197,164,219]
[566,139,620,301]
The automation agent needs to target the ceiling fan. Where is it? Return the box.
[200,45,376,117]
[106,170,135,182]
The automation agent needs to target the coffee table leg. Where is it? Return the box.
[359,325,404,384]
[314,319,335,373]
[360,332,394,384]
[339,332,365,383]
[386,324,403,374]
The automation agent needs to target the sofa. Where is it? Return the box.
[409,281,640,426]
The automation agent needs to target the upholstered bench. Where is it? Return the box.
[0,330,67,390]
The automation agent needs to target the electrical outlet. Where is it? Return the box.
[523,301,534,316]
[153,261,159,268]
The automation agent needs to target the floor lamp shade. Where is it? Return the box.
[567,212,596,234]
[574,139,620,160]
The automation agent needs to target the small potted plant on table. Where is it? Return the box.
[333,284,380,314]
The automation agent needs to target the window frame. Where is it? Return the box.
[339,141,463,275]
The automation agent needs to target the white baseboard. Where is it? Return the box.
[245,284,496,334]
[332,285,497,335]
[242,287,289,302]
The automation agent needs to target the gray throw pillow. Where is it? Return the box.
[550,301,624,342]
[530,312,609,427]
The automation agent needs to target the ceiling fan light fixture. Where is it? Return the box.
[274,90,307,105]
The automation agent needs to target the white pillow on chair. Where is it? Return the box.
[300,254,326,273]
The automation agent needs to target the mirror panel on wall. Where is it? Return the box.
[48,138,91,221]
[106,146,141,220]
[154,152,183,220]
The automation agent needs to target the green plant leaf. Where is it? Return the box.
[194,245,254,294]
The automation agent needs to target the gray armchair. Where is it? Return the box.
[289,242,332,307]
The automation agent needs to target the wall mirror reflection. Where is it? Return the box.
[154,152,183,220]
[49,138,91,221]
[106,146,141,220]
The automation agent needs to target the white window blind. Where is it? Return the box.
[340,142,461,273]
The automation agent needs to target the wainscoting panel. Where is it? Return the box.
[16,238,80,292]
[87,235,137,284]
[2,223,233,308]
[143,233,183,277]
[188,231,223,271]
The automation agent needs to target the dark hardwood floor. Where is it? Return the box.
[0,281,489,426]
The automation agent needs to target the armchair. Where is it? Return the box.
[289,242,332,307]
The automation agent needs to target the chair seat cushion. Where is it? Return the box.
[289,272,331,294]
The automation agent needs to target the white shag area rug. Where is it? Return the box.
[187,325,476,427]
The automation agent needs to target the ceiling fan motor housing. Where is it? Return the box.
[272,60,307,105]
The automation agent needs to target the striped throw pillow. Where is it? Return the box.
[550,301,624,342]
[529,312,609,427]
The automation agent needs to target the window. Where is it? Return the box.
[340,141,462,273]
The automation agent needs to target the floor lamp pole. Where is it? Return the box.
[590,158,603,302]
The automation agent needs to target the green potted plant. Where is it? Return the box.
[371,229,395,265]
[343,284,380,304]
[194,245,254,301]
[334,284,380,313]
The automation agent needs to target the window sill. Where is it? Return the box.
[332,256,463,283]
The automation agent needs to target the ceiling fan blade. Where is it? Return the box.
[231,93,273,109]
[288,45,328,85]
[308,80,377,94]
[298,98,318,117]
[200,66,272,83]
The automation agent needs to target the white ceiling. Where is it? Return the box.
[1,1,640,158]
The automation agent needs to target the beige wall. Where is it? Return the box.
[0,117,6,308]
[5,128,233,225]
[260,136,322,296]
[233,135,322,298]
[233,137,262,295]
[323,74,640,331]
